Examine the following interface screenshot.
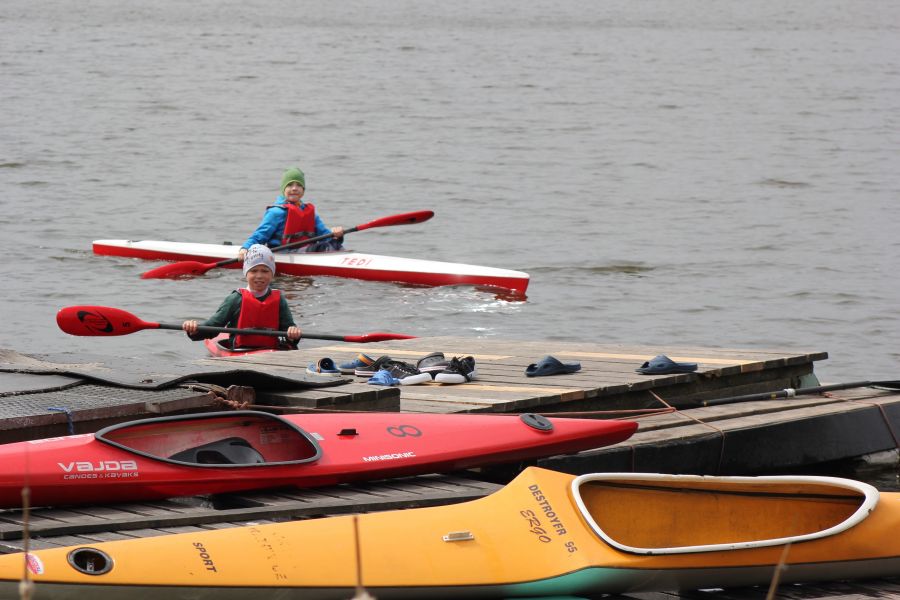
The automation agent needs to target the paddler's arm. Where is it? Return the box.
[240,204,288,259]
[314,214,343,240]
[183,292,242,340]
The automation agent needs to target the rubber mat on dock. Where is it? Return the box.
[0,349,344,392]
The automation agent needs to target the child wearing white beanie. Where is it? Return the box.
[182,244,300,349]
[242,244,276,276]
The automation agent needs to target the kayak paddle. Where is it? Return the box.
[56,306,416,343]
[139,210,434,280]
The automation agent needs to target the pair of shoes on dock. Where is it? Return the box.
[357,352,477,386]
[364,355,431,386]
[417,352,477,384]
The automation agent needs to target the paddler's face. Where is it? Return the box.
[245,265,274,293]
[284,182,305,204]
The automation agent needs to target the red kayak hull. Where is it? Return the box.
[0,411,637,508]
[203,334,285,358]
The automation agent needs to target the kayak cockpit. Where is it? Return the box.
[572,473,879,555]
[204,333,295,357]
[96,410,322,467]
[169,437,266,464]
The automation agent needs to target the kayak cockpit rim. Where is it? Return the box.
[205,334,291,357]
[571,472,879,555]
[95,410,323,468]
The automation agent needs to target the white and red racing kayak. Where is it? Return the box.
[93,239,530,295]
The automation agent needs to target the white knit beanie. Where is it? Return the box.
[243,244,276,275]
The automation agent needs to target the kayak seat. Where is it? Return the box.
[169,437,266,465]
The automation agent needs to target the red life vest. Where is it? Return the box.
[234,288,281,348]
[280,202,317,245]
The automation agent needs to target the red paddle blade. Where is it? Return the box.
[342,332,417,343]
[56,306,158,336]
[140,260,218,280]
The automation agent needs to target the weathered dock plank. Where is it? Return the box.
[258,381,400,411]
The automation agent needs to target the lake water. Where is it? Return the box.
[1,1,898,485]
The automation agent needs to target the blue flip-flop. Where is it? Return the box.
[525,356,582,377]
[636,354,698,375]
[367,369,400,386]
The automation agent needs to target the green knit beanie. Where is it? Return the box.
[280,167,305,192]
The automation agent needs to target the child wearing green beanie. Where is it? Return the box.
[238,167,344,261]
[280,167,305,191]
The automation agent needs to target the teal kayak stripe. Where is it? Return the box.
[500,567,636,597]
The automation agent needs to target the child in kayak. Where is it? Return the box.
[183,244,301,349]
[237,167,344,260]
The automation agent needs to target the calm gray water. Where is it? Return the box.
[2,1,898,387]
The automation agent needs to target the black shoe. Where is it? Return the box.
[356,355,392,377]
[382,359,431,386]
[435,356,477,384]
[416,352,449,379]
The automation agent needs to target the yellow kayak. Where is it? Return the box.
[1,467,898,598]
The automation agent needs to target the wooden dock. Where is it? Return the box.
[0,337,831,437]
[208,335,829,412]
[1,338,898,598]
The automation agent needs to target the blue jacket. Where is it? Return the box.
[241,197,331,250]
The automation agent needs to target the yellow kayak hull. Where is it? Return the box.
[1,467,898,598]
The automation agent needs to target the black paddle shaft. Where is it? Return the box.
[157,322,347,342]
[211,226,356,269]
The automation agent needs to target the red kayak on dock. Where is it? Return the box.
[0,410,637,508]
